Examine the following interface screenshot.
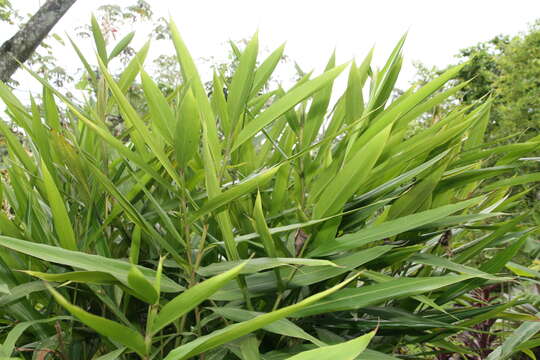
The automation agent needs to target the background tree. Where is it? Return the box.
[413,20,540,142]
[412,20,540,225]
[494,22,540,139]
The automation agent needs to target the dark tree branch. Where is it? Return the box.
[0,0,77,82]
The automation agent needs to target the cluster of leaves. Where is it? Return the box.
[0,17,539,360]
[0,0,21,25]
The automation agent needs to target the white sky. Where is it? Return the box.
[6,0,540,92]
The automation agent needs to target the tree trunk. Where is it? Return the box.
[0,0,77,82]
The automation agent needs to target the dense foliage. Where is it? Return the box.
[0,19,539,360]
[443,20,540,140]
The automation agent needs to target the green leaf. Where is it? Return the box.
[436,233,528,304]
[353,63,466,151]
[67,34,97,85]
[0,316,71,358]
[41,160,77,251]
[410,253,509,281]
[91,14,108,63]
[127,266,159,304]
[286,330,375,360]
[23,271,118,285]
[251,43,285,96]
[0,236,182,293]
[252,192,278,257]
[211,71,231,136]
[483,172,540,191]
[0,118,37,175]
[454,214,525,264]
[98,57,183,188]
[151,262,246,334]
[0,282,48,307]
[198,257,337,277]
[235,209,367,244]
[313,124,390,218]
[108,31,135,61]
[387,158,449,219]
[359,350,400,360]
[506,262,540,278]
[141,69,175,143]
[18,61,173,193]
[200,126,241,261]
[487,317,540,360]
[211,246,393,301]
[310,197,484,257]
[210,307,325,346]
[84,160,186,268]
[163,275,358,360]
[237,335,260,360]
[175,88,201,168]
[94,348,126,360]
[228,31,258,126]
[42,86,61,131]
[189,165,282,222]
[47,285,147,356]
[118,41,150,93]
[294,275,473,317]
[302,52,338,146]
[232,63,349,150]
[169,19,222,163]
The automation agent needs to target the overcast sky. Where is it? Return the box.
[7,0,540,91]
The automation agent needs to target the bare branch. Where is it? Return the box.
[0,0,77,82]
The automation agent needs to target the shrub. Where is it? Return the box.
[0,19,538,360]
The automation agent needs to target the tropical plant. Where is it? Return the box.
[0,18,539,360]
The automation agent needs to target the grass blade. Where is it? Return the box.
[151,262,245,334]
[48,285,147,356]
